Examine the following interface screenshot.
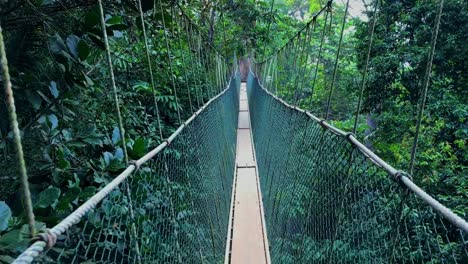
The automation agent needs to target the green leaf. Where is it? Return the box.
[66,35,80,58]
[36,187,61,208]
[58,157,70,170]
[0,230,24,249]
[106,16,123,25]
[112,127,121,144]
[106,16,128,31]
[77,40,90,61]
[48,114,59,130]
[0,255,15,263]
[57,186,81,210]
[26,90,42,110]
[49,81,59,98]
[84,7,100,29]
[84,74,94,86]
[129,138,147,159]
[49,34,67,55]
[80,186,97,200]
[114,148,124,161]
[103,152,113,166]
[20,222,46,237]
[113,30,124,38]
[82,137,103,146]
[56,148,70,170]
[133,81,151,93]
[0,201,11,232]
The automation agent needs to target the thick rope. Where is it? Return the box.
[158,0,182,124]
[408,0,444,175]
[324,0,350,120]
[0,25,36,237]
[185,21,202,108]
[98,0,129,164]
[97,1,142,263]
[353,0,379,134]
[174,10,194,114]
[307,10,329,109]
[261,0,276,60]
[137,0,164,140]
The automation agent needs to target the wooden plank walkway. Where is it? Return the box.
[225,83,270,264]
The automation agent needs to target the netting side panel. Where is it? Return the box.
[248,73,468,264]
[34,78,239,264]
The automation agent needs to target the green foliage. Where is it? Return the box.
[0,0,466,262]
[36,187,61,209]
[0,203,11,232]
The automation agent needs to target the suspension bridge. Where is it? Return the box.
[1,0,467,263]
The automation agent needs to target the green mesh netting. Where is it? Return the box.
[247,72,468,263]
[32,76,239,263]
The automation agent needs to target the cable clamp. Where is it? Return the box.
[345,132,355,141]
[319,119,327,129]
[394,170,413,194]
[164,139,171,146]
[129,160,140,171]
[31,229,57,249]
[395,170,412,181]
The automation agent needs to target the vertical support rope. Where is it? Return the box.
[353,0,379,134]
[158,0,182,124]
[97,1,142,263]
[308,10,329,109]
[174,8,194,114]
[408,0,444,175]
[0,25,36,238]
[261,0,276,60]
[324,0,350,120]
[137,0,163,140]
[98,0,129,164]
[185,21,202,109]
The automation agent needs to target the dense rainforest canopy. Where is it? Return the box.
[0,0,467,263]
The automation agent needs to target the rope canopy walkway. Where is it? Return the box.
[1,0,467,263]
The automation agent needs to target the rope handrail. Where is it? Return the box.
[12,74,237,264]
[250,68,468,234]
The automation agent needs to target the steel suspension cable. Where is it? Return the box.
[408,0,445,175]
[353,0,380,134]
[308,9,330,109]
[324,0,350,120]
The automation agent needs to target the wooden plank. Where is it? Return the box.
[231,167,267,264]
[236,129,255,167]
[225,80,269,264]
[240,83,247,92]
[240,91,248,100]
[238,112,250,128]
[240,100,249,111]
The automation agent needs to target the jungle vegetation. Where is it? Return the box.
[0,0,466,262]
